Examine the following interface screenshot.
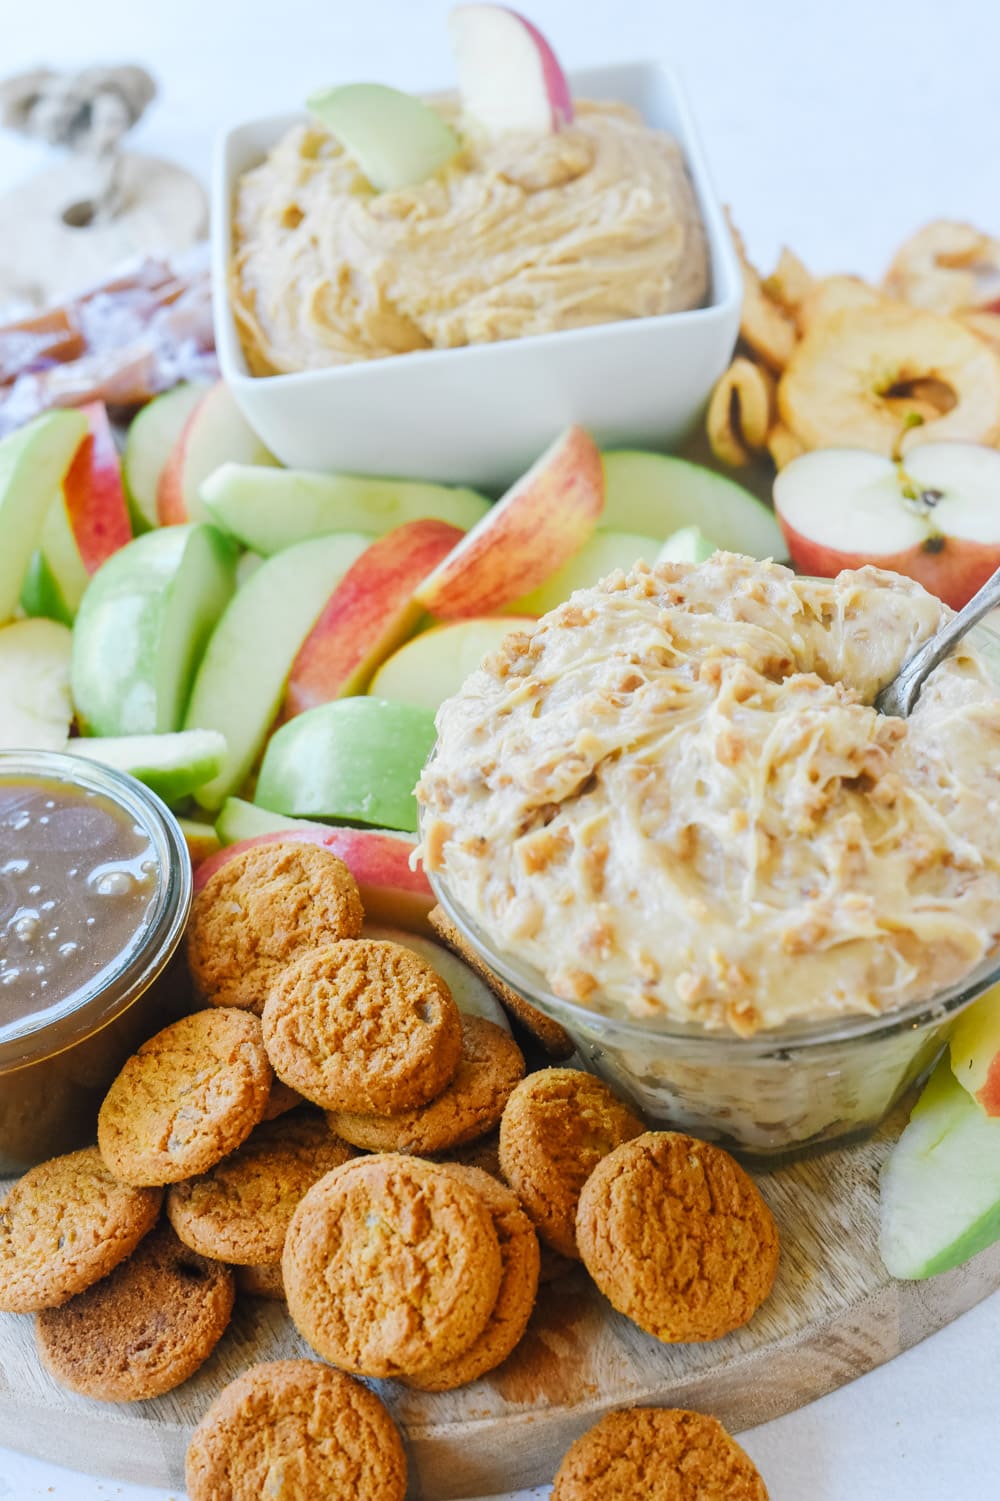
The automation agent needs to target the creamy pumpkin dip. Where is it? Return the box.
[231,100,708,375]
[418,555,1000,1036]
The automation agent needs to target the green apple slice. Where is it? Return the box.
[880,1056,1000,1279]
[184,532,374,810]
[510,529,660,616]
[369,614,536,713]
[124,382,210,532]
[602,451,787,559]
[657,524,718,564]
[71,524,238,737]
[69,729,227,802]
[254,697,437,833]
[307,82,461,192]
[0,617,73,750]
[215,796,324,844]
[201,463,491,556]
[0,408,88,625]
[20,550,74,627]
[177,817,221,864]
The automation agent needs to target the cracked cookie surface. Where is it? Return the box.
[552,1407,769,1500]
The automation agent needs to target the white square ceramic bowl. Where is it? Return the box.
[212,61,741,489]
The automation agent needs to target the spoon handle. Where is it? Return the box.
[876,564,1000,718]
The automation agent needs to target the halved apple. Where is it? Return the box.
[157,381,276,526]
[602,449,786,558]
[201,462,490,554]
[0,408,88,625]
[200,820,434,932]
[416,425,604,620]
[369,614,536,712]
[449,5,573,136]
[254,697,437,833]
[71,524,238,737]
[0,617,73,750]
[282,519,465,719]
[184,532,374,809]
[509,529,659,616]
[306,83,460,191]
[124,382,210,532]
[773,442,1000,609]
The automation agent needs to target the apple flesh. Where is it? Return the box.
[124,382,210,532]
[602,450,786,558]
[449,5,573,136]
[0,408,88,625]
[657,524,718,564]
[950,984,1000,1115]
[774,443,1000,609]
[202,462,490,555]
[198,822,434,932]
[0,618,73,750]
[282,519,465,719]
[69,729,228,803]
[177,817,221,866]
[416,425,604,620]
[184,532,374,809]
[510,529,659,616]
[307,83,460,192]
[880,1055,1000,1278]
[254,697,437,833]
[369,614,536,712]
[157,381,276,526]
[364,922,510,1031]
[71,523,237,737]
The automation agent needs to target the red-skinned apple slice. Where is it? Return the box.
[157,381,275,525]
[773,443,1000,609]
[282,518,465,719]
[449,5,573,135]
[62,401,132,573]
[195,825,434,932]
[415,425,604,620]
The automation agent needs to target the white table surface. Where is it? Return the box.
[2,0,999,1494]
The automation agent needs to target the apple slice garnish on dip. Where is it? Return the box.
[306,83,461,192]
[449,4,573,135]
[773,442,1000,610]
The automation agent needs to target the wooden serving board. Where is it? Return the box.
[1,1109,997,1500]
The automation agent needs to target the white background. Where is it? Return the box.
[1,0,999,1495]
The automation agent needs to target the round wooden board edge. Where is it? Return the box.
[0,1241,997,1499]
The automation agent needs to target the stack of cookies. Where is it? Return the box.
[0,838,781,1501]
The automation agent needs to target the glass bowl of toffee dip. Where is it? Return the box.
[0,750,191,1172]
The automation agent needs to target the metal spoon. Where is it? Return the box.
[874,564,1000,718]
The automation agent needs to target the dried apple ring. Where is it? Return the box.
[763,247,814,316]
[766,422,804,471]
[707,357,775,466]
[960,309,1000,357]
[796,275,883,337]
[884,219,1000,315]
[727,216,797,371]
[778,303,1000,456]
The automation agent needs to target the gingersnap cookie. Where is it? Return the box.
[402,1164,539,1393]
[283,1154,503,1378]
[187,841,364,1012]
[166,1112,355,1265]
[326,1015,525,1154]
[262,939,462,1114]
[234,1261,285,1302]
[429,904,574,1059]
[185,1359,407,1501]
[35,1223,235,1402]
[98,1008,273,1187]
[0,1148,162,1313]
[552,1408,769,1500]
[499,1069,645,1260]
[576,1132,780,1343]
[435,1130,502,1179]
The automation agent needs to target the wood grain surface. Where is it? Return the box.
[1,1106,996,1498]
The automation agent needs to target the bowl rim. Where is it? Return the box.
[211,58,743,390]
[423,615,1000,1058]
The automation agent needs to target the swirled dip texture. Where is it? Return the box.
[418,555,1000,1034]
[231,100,708,375]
